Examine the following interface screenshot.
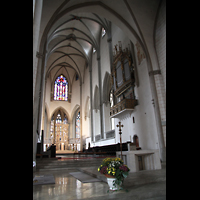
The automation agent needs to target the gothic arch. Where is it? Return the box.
[38,2,150,97]
[34,0,165,160]
[71,104,81,139]
[50,67,71,92]
[51,106,71,123]
[49,2,146,53]
[71,104,80,121]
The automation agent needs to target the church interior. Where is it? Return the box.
[33,0,166,169]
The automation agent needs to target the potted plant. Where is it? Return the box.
[98,157,130,190]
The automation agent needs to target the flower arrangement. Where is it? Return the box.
[98,157,130,188]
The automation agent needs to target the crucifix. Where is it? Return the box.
[116,121,124,159]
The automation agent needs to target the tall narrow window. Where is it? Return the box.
[110,92,115,130]
[56,113,62,124]
[55,113,62,144]
[102,27,106,37]
[76,111,80,138]
[50,115,54,144]
[63,114,68,124]
[54,75,68,101]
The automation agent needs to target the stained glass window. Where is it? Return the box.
[76,111,80,138]
[56,113,62,124]
[102,27,106,37]
[63,114,68,124]
[50,115,54,143]
[54,75,68,101]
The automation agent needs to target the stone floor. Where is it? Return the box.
[33,162,166,200]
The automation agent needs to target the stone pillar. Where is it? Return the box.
[89,65,94,141]
[33,0,43,103]
[33,0,43,166]
[148,69,166,162]
[97,55,104,139]
[80,82,83,151]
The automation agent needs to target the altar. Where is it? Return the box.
[116,149,161,172]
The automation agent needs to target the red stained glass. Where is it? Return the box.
[54,75,68,101]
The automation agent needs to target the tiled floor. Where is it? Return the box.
[33,167,166,200]
[33,169,109,200]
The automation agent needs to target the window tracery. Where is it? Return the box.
[50,111,69,151]
[54,75,68,101]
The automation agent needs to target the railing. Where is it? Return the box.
[110,99,137,117]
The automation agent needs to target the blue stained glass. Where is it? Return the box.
[76,111,80,138]
[54,75,68,101]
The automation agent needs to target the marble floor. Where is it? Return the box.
[33,167,166,200]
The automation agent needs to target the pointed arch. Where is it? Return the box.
[71,104,80,121]
[51,106,71,123]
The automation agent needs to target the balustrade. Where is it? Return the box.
[110,99,137,117]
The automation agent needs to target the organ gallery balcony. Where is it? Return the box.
[110,99,138,118]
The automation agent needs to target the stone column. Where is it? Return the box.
[97,55,104,139]
[33,0,43,167]
[89,65,94,141]
[33,0,43,103]
[148,69,166,162]
[80,82,83,151]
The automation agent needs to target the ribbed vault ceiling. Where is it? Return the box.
[45,12,110,85]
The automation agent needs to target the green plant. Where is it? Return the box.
[98,157,130,189]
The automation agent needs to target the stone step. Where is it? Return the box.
[36,160,103,165]
[37,162,101,166]
[36,158,104,171]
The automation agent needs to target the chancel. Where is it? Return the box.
[33,0,166,171]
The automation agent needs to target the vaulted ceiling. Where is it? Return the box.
[45,12,110,85]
